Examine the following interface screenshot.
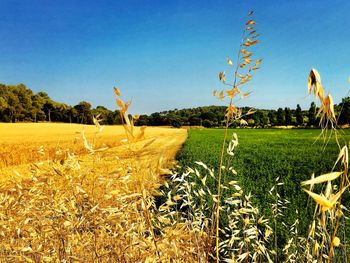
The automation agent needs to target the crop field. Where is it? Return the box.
[1,121,350,261]
[1,3,349,261]
[0,123,185,178]
[0,123,192,261]
[0,123,136,169]
[177,128,350,245]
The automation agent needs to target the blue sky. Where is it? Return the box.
[0,0,349,114]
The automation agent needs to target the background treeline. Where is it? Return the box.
[0,84,122,124]
[136,99,350,128]
[1,83,350,127]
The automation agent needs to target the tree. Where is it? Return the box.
[149,112,164,126]
[268,111,277,126]
[31,93,47,122]
[247,118,255,127]
[200,111,217,126]
[284,107,292,125]
[0,96,9,122]
[170,118,182,128]
[261,112,269,127]
[43,101,55,122]
[52,103,70,122]
[308,102,317,126]
[0,97,8,111]
[16,84,33,120]
[276,108,285,125]
[202,119,213,128]
[295,104,303,126]
[106,110,122,125]
[74,101,92,124]
[66,106,77,123]
[253,111,263,127]
[189,116,202,126]
[338,97,350,125]
[135,115,149,126]
[7,92,21,122]
[92,106,113,125]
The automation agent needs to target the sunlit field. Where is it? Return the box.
[0,123,185,166]
[0,122,190,261]
[1,2,350,261]
[177,128,350,249]
[0,123,124,168]
[0,123,186,178]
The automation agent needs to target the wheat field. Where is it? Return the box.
[0,123,161,167]
[0,123,186,179]
[0,123,192,261]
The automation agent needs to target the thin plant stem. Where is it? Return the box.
[214,26,247,262]
[274,189,278,263]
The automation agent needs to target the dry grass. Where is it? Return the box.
[0,123,126,168]
[0,123,184,179]
[0,121,189,262]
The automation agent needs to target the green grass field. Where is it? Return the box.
[177,128,350,246]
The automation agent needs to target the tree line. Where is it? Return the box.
[1,83,350,128]
[135,99,350,128]
[0,84,122,124]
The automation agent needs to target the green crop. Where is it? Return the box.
[177,128,350,248]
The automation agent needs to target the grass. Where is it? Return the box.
[177,128,350,248]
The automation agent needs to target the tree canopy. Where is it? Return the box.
[0,84,122,125]
[0,83,349,128]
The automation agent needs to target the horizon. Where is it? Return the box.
[1,0,350,114]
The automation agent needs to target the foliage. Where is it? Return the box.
[276,108,285,125]
[0,84,122,124]
[3,83,350,128]
[337,97,350,125]
[296,104,303,126]
[308,102,318,126]
[134,104,337,128]
[284,107,292,125]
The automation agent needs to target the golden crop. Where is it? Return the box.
[0,122,190,262]
[0,123,126,168]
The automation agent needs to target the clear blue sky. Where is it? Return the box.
[0,0,349,114]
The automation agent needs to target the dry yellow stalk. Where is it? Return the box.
[301,172,342,186]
